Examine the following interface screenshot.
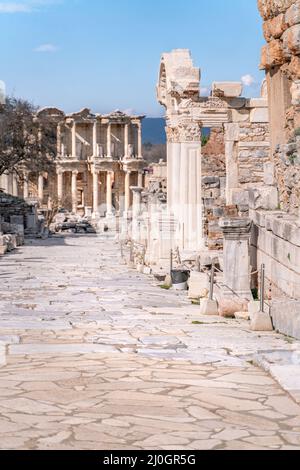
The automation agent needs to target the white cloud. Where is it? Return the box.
[0,2,32,12]
[0,0,61,14]
[34,43,58,52]
[241,74,255,87]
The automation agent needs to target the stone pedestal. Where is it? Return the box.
[220,217,252,300]
[131,186,143,242]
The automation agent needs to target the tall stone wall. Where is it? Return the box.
[258,0,300,214]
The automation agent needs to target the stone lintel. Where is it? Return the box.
[219,217,252,239]
[122,159,146,173]
[130,186,144,194]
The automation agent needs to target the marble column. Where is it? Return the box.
[71,170,78,213]
[93,121,97,157]
[137,123,142,159]
[138,171,143,188]
[72,121,76,159]
[167,122,203,251]
[1,173,9,194]
[106,171,113,217]
[219,217,252,300]
[23,172,29,199]
[124,170,131,217]
[38,174,44,202]
[124,123,129,158]
[12,173,18,197]
[57,170,64,202]
[107,123,111,157]
[92,170,100,217]
[57,123,62,155]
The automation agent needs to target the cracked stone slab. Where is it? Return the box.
[9,343,118,355]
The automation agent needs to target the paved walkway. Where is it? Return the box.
[0,234,300,450]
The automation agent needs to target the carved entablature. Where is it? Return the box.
[166,120,202,143]
[157,49,200,108]
[198,97,227,109]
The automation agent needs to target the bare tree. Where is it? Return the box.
[0,97,56,178]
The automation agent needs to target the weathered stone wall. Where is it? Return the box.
[202,128,226,250]
[258,0,300,214]
[250,208,300,301]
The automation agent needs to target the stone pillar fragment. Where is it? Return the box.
[38,174,44,202]
[124,170,131,217]
[72,121,76,159]
[93,121,97,157]
[23,172,29,199]
[124,123,129,158]
[57,170,64,203]
[219,217,252,300]
[138,171,143,188]
[92,170,99,217]
[106,171,113,217]
[57,124,62,156]
[137,123,142,159]
[107,123,111,157]
[71,171,78,213]
[131,186,143,241]
[12,174,18,197]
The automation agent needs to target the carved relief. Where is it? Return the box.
[166,120,201,143]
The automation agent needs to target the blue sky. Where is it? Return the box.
[0,0,265,116]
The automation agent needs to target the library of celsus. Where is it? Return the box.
[1,109,146,218]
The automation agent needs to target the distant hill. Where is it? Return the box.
[143,118,166,144]
[142,117,210,145]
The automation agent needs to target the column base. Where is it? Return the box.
[92,212,100,220]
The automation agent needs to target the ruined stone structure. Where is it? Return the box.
[258,0,300,214]
[0,109,146,219]
[155,49,271,258]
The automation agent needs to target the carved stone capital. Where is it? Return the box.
[166,120,202,143]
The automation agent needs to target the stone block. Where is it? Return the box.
[248,187,279,210]
[10,215,24,225]
[212,82,243,98]
[231,109,250,123]
[263,13,288,41]
[250,107,269,123]
[271,300,300,339]
[286,0,300,27]
[251,312,274,332]
[283,24,300,56]
[224,123,240,141]
[261,40,285,68]
[246,98,268,108]
[200,298,219,316]
[264,162,275,185]
[248,300,261,318]
[218,298,248,318]
[291,80,300,105]
[231,190,250,207]
[234,311,250,320]
[188,272,209,299]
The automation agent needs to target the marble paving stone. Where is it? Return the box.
[0,234,300,450]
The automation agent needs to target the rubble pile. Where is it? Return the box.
[51,211,96,234]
